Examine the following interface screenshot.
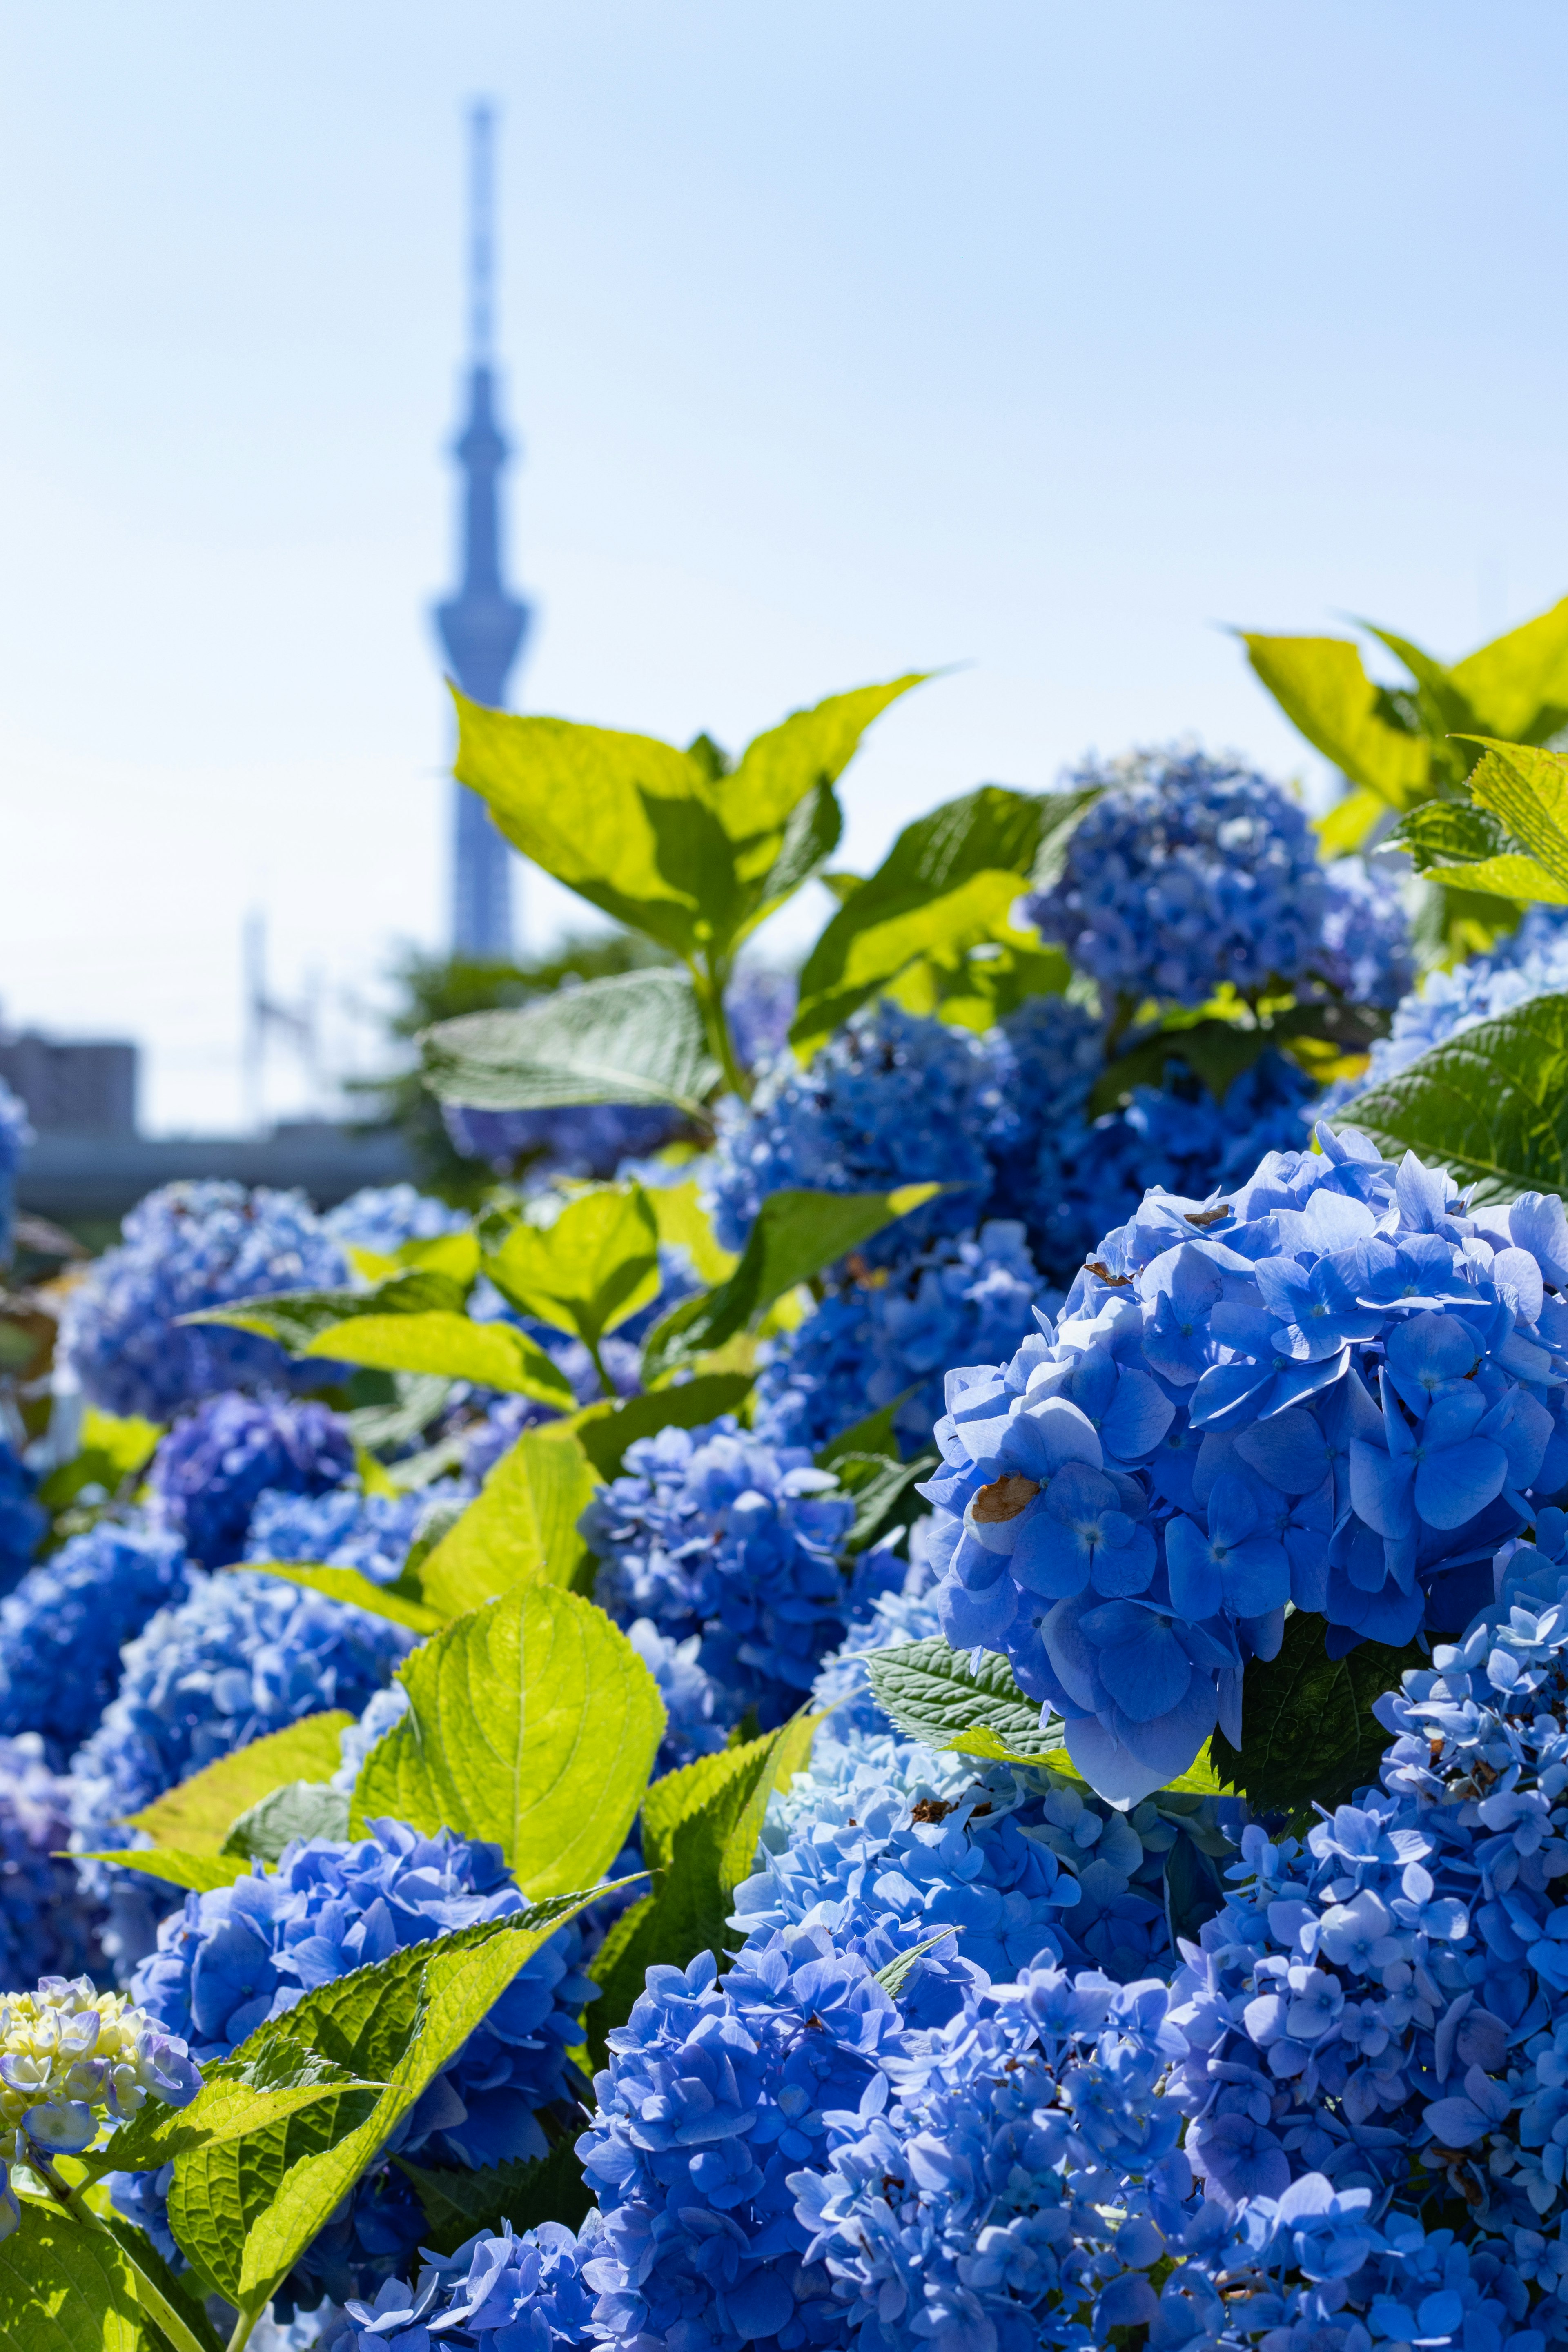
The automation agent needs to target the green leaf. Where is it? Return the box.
[169,1898,606,2314]
[716,677,925,860]
[873,1928,958,1998]
[96,2042,375,2178]
[1460,736,1568,894]
[1339,989,1568,1205]
[864,1636,1072,1767]
[0,2198,164,2352]
[485,1186,662,1350]
[184,1267,468,1352]
[739,777,843,944]
[642,1183,942,1379]
[1089,1002,1381,1114]
[883,924,1072,1033]
[241,1561,445,1635]
[1451,594,1568,742]
[394,2139,592,2258]
[791,786,1092,1054]
[1386,797,1515,875]
[220,1780,350,1865]
[409,1427,601,1618]
[420,969,720,1120]
[564,1372,757,1481]
[644,1178,739,1287]
[815,1389,918,1466]
[1354,621,1478,743]
[37,1406,163,1512]
[588,1715,815,2056]
[1238,633,1433,807]
[127,1712,354,1853]
[347,1373,452,1456]
[351,1584,664,1897]
[831,1449,939,1555]
[76,1846,251,1894]
[1211,1610,1426,1820]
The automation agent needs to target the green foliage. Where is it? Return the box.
[167,1902,602,2317]
[873,1929,958,1998]
[587,1715,816,2058]
[219,1780,350,1865]
[790,785,1092,1055]
[93,2042,378,2182]
[451,677,923,1090]
[484,1185,662,1353]
[395,2138,592,2258]
[815,1390,917,1465]
[641,1182,942,1381]
[863,1636,1073,1767]
[1341,989,1568,1205]
[36,1405,161,1515]
[1211,1610,1428,1820]
[1089,997,1383,1114]
[77,1846,250,1894]
[128,1713,354,1853]
[831,1449,939,1555]
[421,969,721,1124]
[187,1269,576,1407]
[408,1427,601,1617]
[0,2199,183,2352]
[566,1371,757,1481]
[351,1583,664,1898]
[644,1176,739,1287]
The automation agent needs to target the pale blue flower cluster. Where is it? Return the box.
[708,1000,1016,1260]
[146,1393,354,1568]
[1317,855,1418,1011]
[115,1821,597,2310]
[922,1121,1568,1804]
[580,1418,859,1735]
[753,1219,1048,1455]
[59,1180,349,1420]
[1025,748,1334,1008]
[323,1184,470,1256]
[245,1479,468,1587]
[0,1734,103,1987]
[325,2219,603,2352]
[0,1438,45,1598]
[1335,903,1568,1109]
[0,1518,190,1755]
[0,1075,32,1263]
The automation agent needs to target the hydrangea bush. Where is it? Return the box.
[59,1180,349,1419]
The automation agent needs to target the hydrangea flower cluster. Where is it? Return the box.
[753,1219,1048,1455]
[725,964,798,1078]
[1316,853,1417,1011]
[1025,747,1337,1008]
[323,1183,470,1256]
[245,1478,467,1587]
[146,1392,354,1568]
[1166,1530,1568,2247]
[1335,902,1568,1109]
[69,1570,414,1966]
[0,1735,103,1987]
[59,1180,349,1420]
[0,1076,32,1263]
[0,1438,45,1598]
[921,1120,1568,1804]
[0,1974,199,2237]
[579,1418,858,1735]
[0,1517,190,1755]
[325,2219,603,2352]
[116,1821,596,2306]
[445,1100,683,1184]
[708,1000,1016,1259]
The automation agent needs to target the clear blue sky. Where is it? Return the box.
[2,2,1564,1131]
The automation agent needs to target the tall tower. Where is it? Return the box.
[435,100,531,959]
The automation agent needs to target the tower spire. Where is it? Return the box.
[435,98,530,959]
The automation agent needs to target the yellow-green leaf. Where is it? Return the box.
[1239,633,1432,808]
[412,1428,600,1618]
[76,1847,250,1894]
[351,1584,664,1897]
[303,1311,575,1405]
[1451,595,1568,741]
[646,1178,739,1287]
[1461,736,1568,894]
[484,1186,661,1349]
[128,1713,353,1853]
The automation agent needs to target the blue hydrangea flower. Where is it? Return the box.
[0,1077,33,1264]
[754,1220,1049,1455]
[323,1185,470,1256]
[116,1821,597,2309]
[1025,746,1335,1008]
[324,2218,604,2352]
[726,965,798,1079]
[444,1101,682,1182]
[69,1570,414,1970]
[245,1478,468,1587]
[0,1734,104,1986]
[0,1517,190,1755]
[146,1393,354,1568]
[0,1438,45,1599]
[1316,855,1417,1011]
[330,1683,411,1794]
[622,1617,729,1773]
[920,1120,1568,1804]
[707,1002,1017,1259]
[579,1418,857,1734]
[59,1181,349,1420]
[1330,901,1568,1111]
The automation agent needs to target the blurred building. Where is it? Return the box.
[0,1031,138,1136]
[434,100,531,959]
